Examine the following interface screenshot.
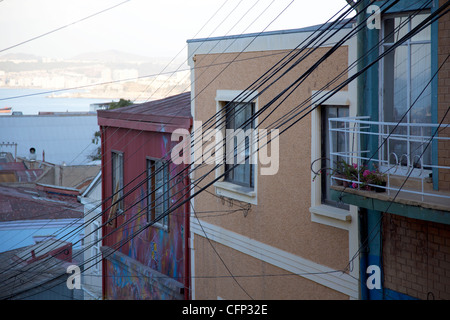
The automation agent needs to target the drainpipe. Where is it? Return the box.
[353,0,369,300]
[184,169,191,300]
[350,0,380,300]
[100,126,107,300]
[359,208,369,300]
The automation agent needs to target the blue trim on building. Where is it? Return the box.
[187,19,354,43]
[384,288,420,300]
[373,0,432,14]
[354,0,443,300]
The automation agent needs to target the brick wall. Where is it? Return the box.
[382,214,450,300]
[437,0,450,191]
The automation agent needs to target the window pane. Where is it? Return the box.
[155,161,164,218]
[411,14,431,42]
[382,13,432,169]
[322,105,349,208]
[383,17,408,44]
[224,101,254,188]
[112,152,123,211]
[411,43,431,123]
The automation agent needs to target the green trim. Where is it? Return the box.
[431,1,439,190]
[330,188,450,225]
[373,0,432,14]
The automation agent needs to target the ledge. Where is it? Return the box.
[309,204,352,230]
[101,246,185,300]
[214,181,257,205]
[310,205,352,222]
[330,186,450,225]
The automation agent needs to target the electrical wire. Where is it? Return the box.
[3,0,446,300]
[0,0,380,298]
[0,0,132,54]
[0,0,386,276]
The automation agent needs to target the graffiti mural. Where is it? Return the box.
[102,129,189,300]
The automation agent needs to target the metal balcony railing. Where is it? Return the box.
[328,117,450,206]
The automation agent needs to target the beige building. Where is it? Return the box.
[187,21,360,300]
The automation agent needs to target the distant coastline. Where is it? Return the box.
[0,88,113,115]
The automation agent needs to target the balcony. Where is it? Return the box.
[327,117,450,217]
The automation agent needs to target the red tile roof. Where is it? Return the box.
[0,185,82,222]
[98,91,192,127]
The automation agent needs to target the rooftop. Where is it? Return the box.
[0,240,76,300]
[97,91,192,131]
[187,19,354,43]
[0,184,83,222]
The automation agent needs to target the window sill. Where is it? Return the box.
[310,204,352,230]
[214,181,257,205]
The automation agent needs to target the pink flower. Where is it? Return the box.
[352,182,358,189]
[363,170,371,177]
[353,163,358,169]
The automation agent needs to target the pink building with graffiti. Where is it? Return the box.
[97,92,192,299]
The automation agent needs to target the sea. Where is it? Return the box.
[0,88,112,115]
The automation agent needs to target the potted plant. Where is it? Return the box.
[334,159,359,187]
[361,165,387,192]
[330,160,387,192]
[311,158,355,187]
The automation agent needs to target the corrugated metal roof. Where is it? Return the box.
[0,114,99,165]
[0,242,75,300]
[0,161,44,183]
[98,91,192,125]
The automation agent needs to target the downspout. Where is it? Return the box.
[359,208,369,300]
[184,170,191,300]
[354,0,384,300]
[100,125,107,300]
[354,0,369,300]
[431,0,439,190]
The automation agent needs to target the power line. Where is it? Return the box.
[0,0,296,257]
[0,0,132,54]
[0,0,368,280]
[3,0,446,300]
[0,0,370,296]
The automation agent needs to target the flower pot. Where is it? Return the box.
[374,182,386,193]
[332,174,345,186]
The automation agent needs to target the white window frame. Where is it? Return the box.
[213,90,258,205]
[147,158,170,231]
[111,150,124,214]
[310,91,353,229]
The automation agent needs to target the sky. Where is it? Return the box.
[0,0,354,61]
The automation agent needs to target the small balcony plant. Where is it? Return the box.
[360,165,387,192]
[330,159,387,192]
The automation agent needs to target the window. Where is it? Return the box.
[213,90,258,205]
[109,151,123,226]
[147,159,169,230]
[381,13,432,171]
[321,105,349,208]
[310,91,353,228]
[224,101,255,189]
[92,220,100,272]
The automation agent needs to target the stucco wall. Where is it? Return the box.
[191,46,352,299]
[101,126,189,299]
